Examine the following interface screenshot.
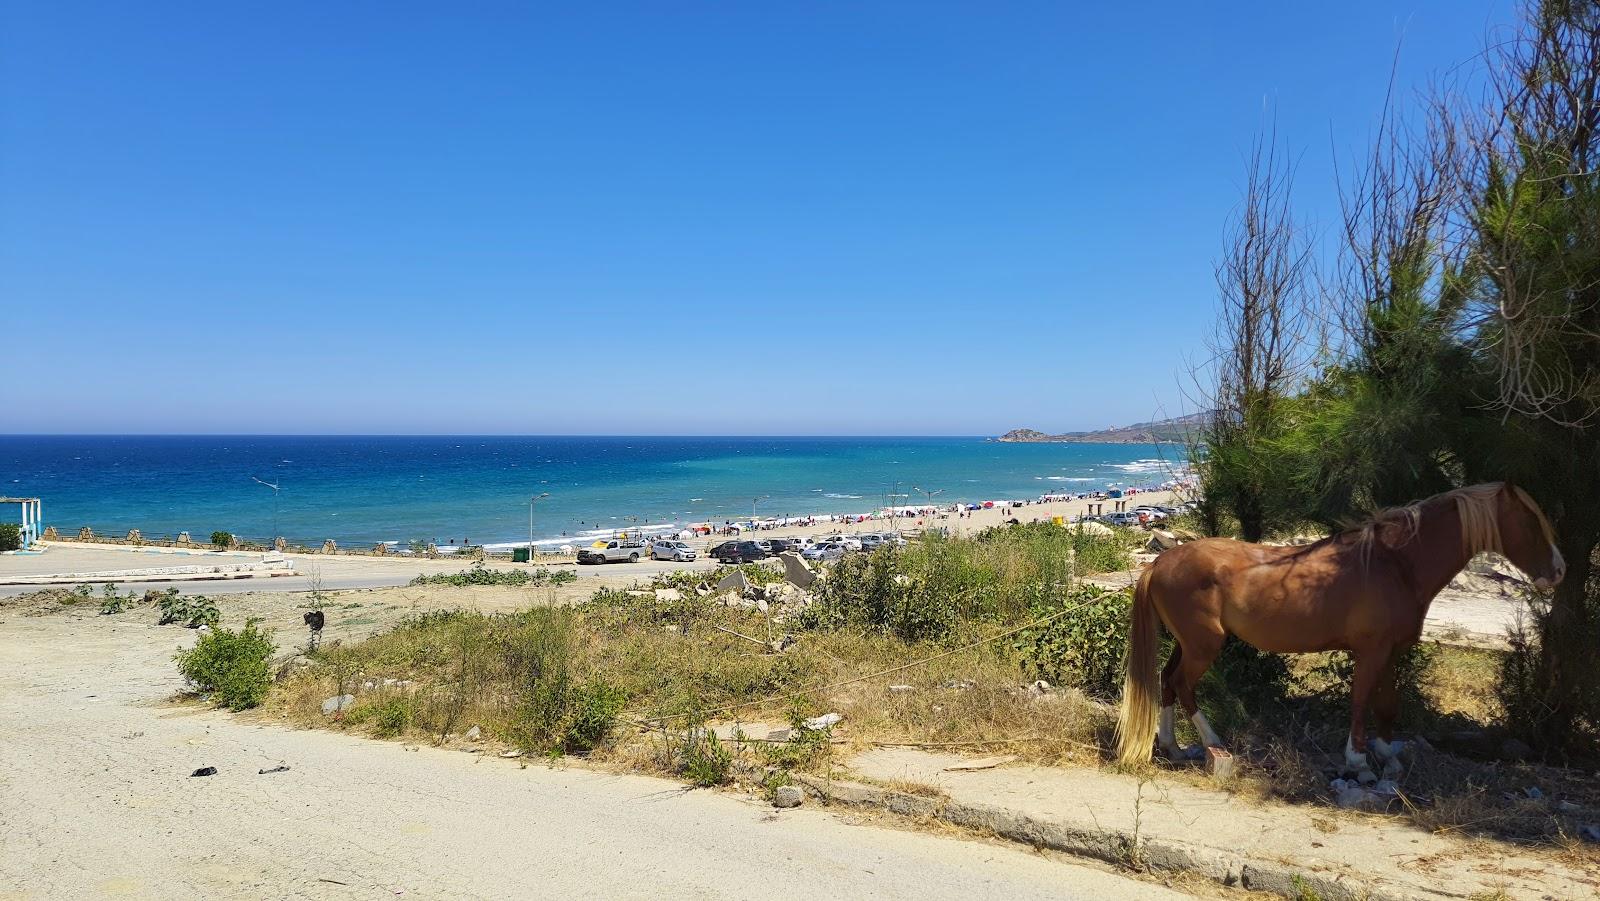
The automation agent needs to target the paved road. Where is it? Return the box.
[0,613,1184,900]
[0,544,728,598]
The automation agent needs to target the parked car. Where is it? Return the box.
[577,539,648,564]
[1103,511,1142,527]
[754,540,773,553]
[880,532,908,547]
[817,534,862,551]
[711,541,768,563]
[767,538,803,554]
[801,542,846,561]
[650,540,697,562]
[857,533,885,551]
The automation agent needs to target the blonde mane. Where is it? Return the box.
[1353,482,1550,559]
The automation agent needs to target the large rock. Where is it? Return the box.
[321,694,356,715]
[778,552,816,589]
[773,785,805,808]
[1146,529,1180,553]
[654,588,683,602]
[715,569,751,594]
[1075,520,1114,537]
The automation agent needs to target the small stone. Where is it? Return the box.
[1336,786,1377,810]
[465,725,482,741]
[1371,779,1399,797]
[939,679,975,691]
[1579,824,1600,843]
[654,588,682,602]
[764,727,792,743]
[258,765,290,774]
[190,766,217,777]
[1556,800,1581,813]
[1524,786,1544,800]
[1204,746,1235,780]
[499,750,523,758]
[362,681,375,691]
[803,712,842,731]
[321,694,355,715]
[888,684,914,694]
[773,785,804,808]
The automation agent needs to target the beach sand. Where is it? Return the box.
[677,488,1186,550]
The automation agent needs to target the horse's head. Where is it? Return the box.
[1497,484,1565,590]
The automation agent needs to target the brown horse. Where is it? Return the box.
[1115,482,1565,778]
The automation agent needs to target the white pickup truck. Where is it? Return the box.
[577,539,649,564]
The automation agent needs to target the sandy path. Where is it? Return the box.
[0,613,1185,900]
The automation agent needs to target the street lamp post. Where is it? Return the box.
[528,493,549,564]
[251,476,280,544]
[752,495,769,527]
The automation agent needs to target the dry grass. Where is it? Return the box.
[261,558,1599,857]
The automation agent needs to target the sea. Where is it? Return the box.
[0,436,1190,549]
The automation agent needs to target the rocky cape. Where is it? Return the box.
[997,413,1205,444]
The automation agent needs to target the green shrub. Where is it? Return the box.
[799,524,1138,644]
[175,619,275,710]
[156,591,219,628]
[0,523,20,552]
[210,531,233,549]
[1015,584,1132,699]
[100,594,133,615]
[505,607,625,754]
[564,678,627,752]
[347,697,415,737]
[409,562,545,587]
[681,729,733,786]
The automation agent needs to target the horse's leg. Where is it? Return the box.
[1175,635,1224,753]
[1369,651,1405,776]
[1157,644,1184,759]
[1344,649,1388,784]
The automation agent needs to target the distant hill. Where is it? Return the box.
[997,412,1206,444]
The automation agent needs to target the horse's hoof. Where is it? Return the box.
[1357,768,1378,785]
[1382,756,1403,778]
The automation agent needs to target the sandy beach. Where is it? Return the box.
[656,488,1188,552]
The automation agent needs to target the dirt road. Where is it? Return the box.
[0,612,1186,900]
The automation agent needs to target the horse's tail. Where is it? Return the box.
[1114,567,1159,766]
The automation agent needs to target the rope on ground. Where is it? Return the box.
[633,594,1096,728]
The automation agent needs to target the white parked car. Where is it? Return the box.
[651,540,697,562]
[802,542,847,561]
[818,534,862,551]
[578,539,649,564]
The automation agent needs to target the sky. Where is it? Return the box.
[1,1,1510,435]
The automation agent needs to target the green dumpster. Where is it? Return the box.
[512,547,531,563]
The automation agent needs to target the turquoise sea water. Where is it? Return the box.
[0,436,1189,547]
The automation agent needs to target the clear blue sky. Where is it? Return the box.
[1,1,1506,435]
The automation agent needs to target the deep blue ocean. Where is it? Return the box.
[0,436,1189,548]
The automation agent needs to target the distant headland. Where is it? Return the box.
[996,412,1205,445]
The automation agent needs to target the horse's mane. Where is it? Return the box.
[1342,482,1550,560]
